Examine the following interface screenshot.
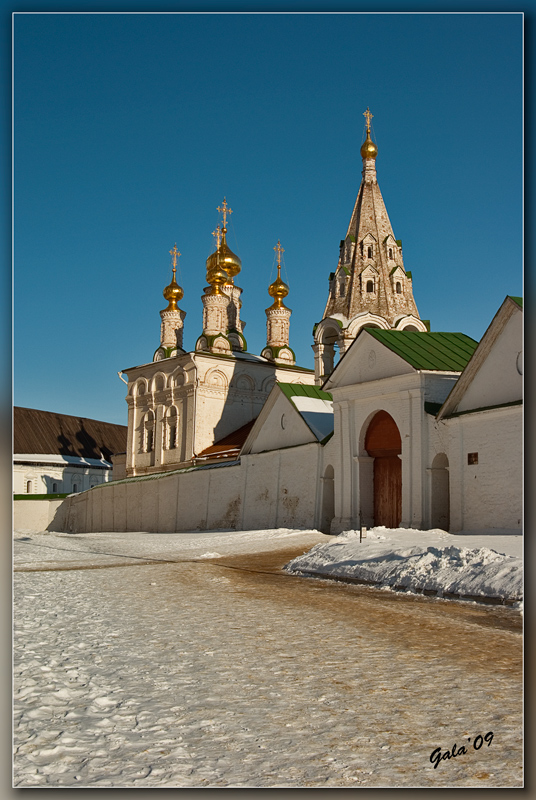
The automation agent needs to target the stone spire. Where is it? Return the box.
[312,109,428,383]
[262,240,295,365]
[153,244,186,362]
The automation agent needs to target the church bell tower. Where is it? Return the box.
[312,108,428,384]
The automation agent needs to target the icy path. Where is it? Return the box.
[14,531,522,788]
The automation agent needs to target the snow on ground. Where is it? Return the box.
[13,528,522,788]
[13,527,326,570]
[285,527,522,603]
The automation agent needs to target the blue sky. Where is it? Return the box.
[13,12,522,425]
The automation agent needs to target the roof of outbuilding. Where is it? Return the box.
[278,383,333,402]
[365,330,478,371]
[278,383,334,441]
[196,418,257,461]
[14,407,128,461]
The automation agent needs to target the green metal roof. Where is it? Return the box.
[366,329,478,371]
[509,295,522,308]
[278,383,333,401]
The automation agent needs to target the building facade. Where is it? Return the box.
[54,112,522,536]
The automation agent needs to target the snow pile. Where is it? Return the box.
[285,527,522,602]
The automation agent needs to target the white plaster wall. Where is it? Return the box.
[249,393,315,454]
[326,331,414,389]
[446,406,522,531]
[457,311,522,412]
[329,373,457,531]
[14,499,66,532]
[55,441,322,534]
[14,463,110,494]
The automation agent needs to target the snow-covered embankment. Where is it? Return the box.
[285,528,522,604]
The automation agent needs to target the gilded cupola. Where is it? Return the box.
[268,240,289,309]
[163,244,184,310]
[206,198,241,284]
[360,106,378,160]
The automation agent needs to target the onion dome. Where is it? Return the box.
[163,244,184,311]
[268,240,289,308]
[163,272,184,311]
[207,253,229,295]
[268,273,289,308]
[360,129,378,160]
[206,228,241,283]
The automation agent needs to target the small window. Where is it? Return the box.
[396,282,402,294]
[366,280,374,293]
[467,453,478,465]
[389,247,393,259]
[169,425,176,449]
[147,430,154,452]
[339,281,345,297]
[73,483,78,493]
[26,481,32,494]
[52,482,58,492]
[367,246,373,259]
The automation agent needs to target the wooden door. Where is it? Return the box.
[365,411,402,528]
[374,455,401,527]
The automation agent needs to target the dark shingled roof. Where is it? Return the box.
[14,407,128,462]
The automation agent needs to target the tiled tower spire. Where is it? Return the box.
[313,109,428,384]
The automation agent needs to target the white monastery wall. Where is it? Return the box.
[446,406,522,532]
[14,499,67,532]
[59,440,322,534]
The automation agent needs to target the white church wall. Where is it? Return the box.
[325,330,414,390]
[446,406,521,532]
[456,310,522,413]
[329,372,458,532]
[248,392,316,454]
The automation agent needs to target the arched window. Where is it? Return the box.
[339,280,345,297]
[26,481,32,494]
[52,482,58,493]
[73,483,78,493]
[144,411,155,452]
[388,247,393,259]
[367,246,373,259]
[396,282,402,293]
[366,280,374,293]
[166,407,178,450]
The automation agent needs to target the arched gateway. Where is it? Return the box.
[364,411,402,528]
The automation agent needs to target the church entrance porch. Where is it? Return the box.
[365,411,402,528]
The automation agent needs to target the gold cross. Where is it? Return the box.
[274,239,284,266]
[274,240,284,277]
[212,225,222,249]
[217,197,233,229]
[363,107,373,131]
[169,243,181,272]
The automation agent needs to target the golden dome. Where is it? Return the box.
[207,255,229,295]
[268,273,289,308]
[360,129,378,160]
[163,273,183,310]
[206,228,241,282]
